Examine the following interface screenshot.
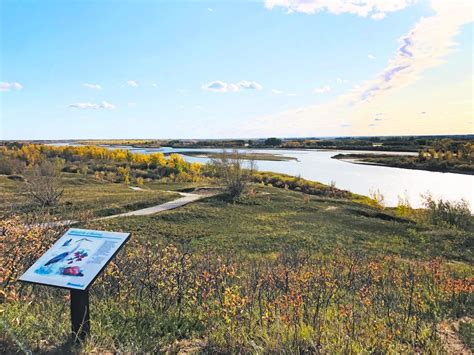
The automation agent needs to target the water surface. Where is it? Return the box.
[129,146,474,209]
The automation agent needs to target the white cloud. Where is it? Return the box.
[83,83,102,90]
[152,83,158,87]
[264,0,418,19]
[0,82,23,92]
[202,80,263,92]
[336,78,348,84]
[272,89,284,94]
[371,12,386,20]
[368,54,376,60]
[208,8,213,12]
[69,101,116,110]
[126,80,138,87]
[238,80,263,90]
[313,85,331,94]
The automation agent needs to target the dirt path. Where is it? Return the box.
[437,317,472,354]
[98,191,207,220]
[35,189,217,228]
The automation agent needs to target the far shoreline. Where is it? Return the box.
[332,154,474,176]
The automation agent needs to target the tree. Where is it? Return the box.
[209,150,256,200]
[264,137,282,146]
[117,166,131,184]
[26,159,64,207]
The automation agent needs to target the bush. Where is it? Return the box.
[208,150,256,200]
[422,194,472,230]
[252,171,351,199]
[2,221,473,353]
[25,160,64,207]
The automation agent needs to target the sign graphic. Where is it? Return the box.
[19,228,130,290]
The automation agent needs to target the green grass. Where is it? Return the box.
[84,184,473,263]
[2,173,472,263]
[0,173,179,219]
[2,173,474,353]
[458,320,474,351]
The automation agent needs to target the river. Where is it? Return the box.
[50,143,473,209]
[113,145,473,209]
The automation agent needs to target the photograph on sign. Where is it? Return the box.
[19,228,130,290]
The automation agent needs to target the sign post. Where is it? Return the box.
[19,228,130,342]
[70,289,90,342]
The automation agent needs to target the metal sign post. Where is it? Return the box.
[19,228,130,343]
[70,289,90,342]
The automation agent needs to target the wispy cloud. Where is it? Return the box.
[202,80,263,92]
[313,85,331,94]
[237,0,473,137]
[351,0,473,104]
[69,101,116,109]
[264,0,418,19]
[238,80,263,90]
[368,54,376,60]
[126,80,138,87]
[82,83,102,90]
[272,89,284,94]
[0,82,23,92]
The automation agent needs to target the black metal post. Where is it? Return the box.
[70,289,90,342]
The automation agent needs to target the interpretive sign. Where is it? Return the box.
[19,228,130,290]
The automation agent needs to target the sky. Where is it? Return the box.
[0,0,472,139]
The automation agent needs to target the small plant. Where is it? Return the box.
[396,191,413,218]
[117,166,131,185]
[369,189,385,209]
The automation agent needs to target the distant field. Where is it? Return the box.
[0,173,179,219]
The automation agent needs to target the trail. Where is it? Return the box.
[35,189,217,228]
[98,191,206,220]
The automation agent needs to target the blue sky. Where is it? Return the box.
[1,0,472,139]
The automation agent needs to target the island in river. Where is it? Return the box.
[332,153,474,175]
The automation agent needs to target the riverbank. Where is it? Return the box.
[180,150,298,161]
[332,153,474,175]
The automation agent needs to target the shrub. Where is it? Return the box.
[2,227,473,353]
[208,150,256,200]
[25,160,64,207]
[422,194,472,230]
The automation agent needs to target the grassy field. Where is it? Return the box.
[2,173,473,353]
[2,172,472,262]
[0,173,179,219]
[83,183,473,263]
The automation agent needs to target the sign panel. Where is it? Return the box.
[19,228,130,290]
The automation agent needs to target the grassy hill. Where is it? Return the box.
[1,173,473,353]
